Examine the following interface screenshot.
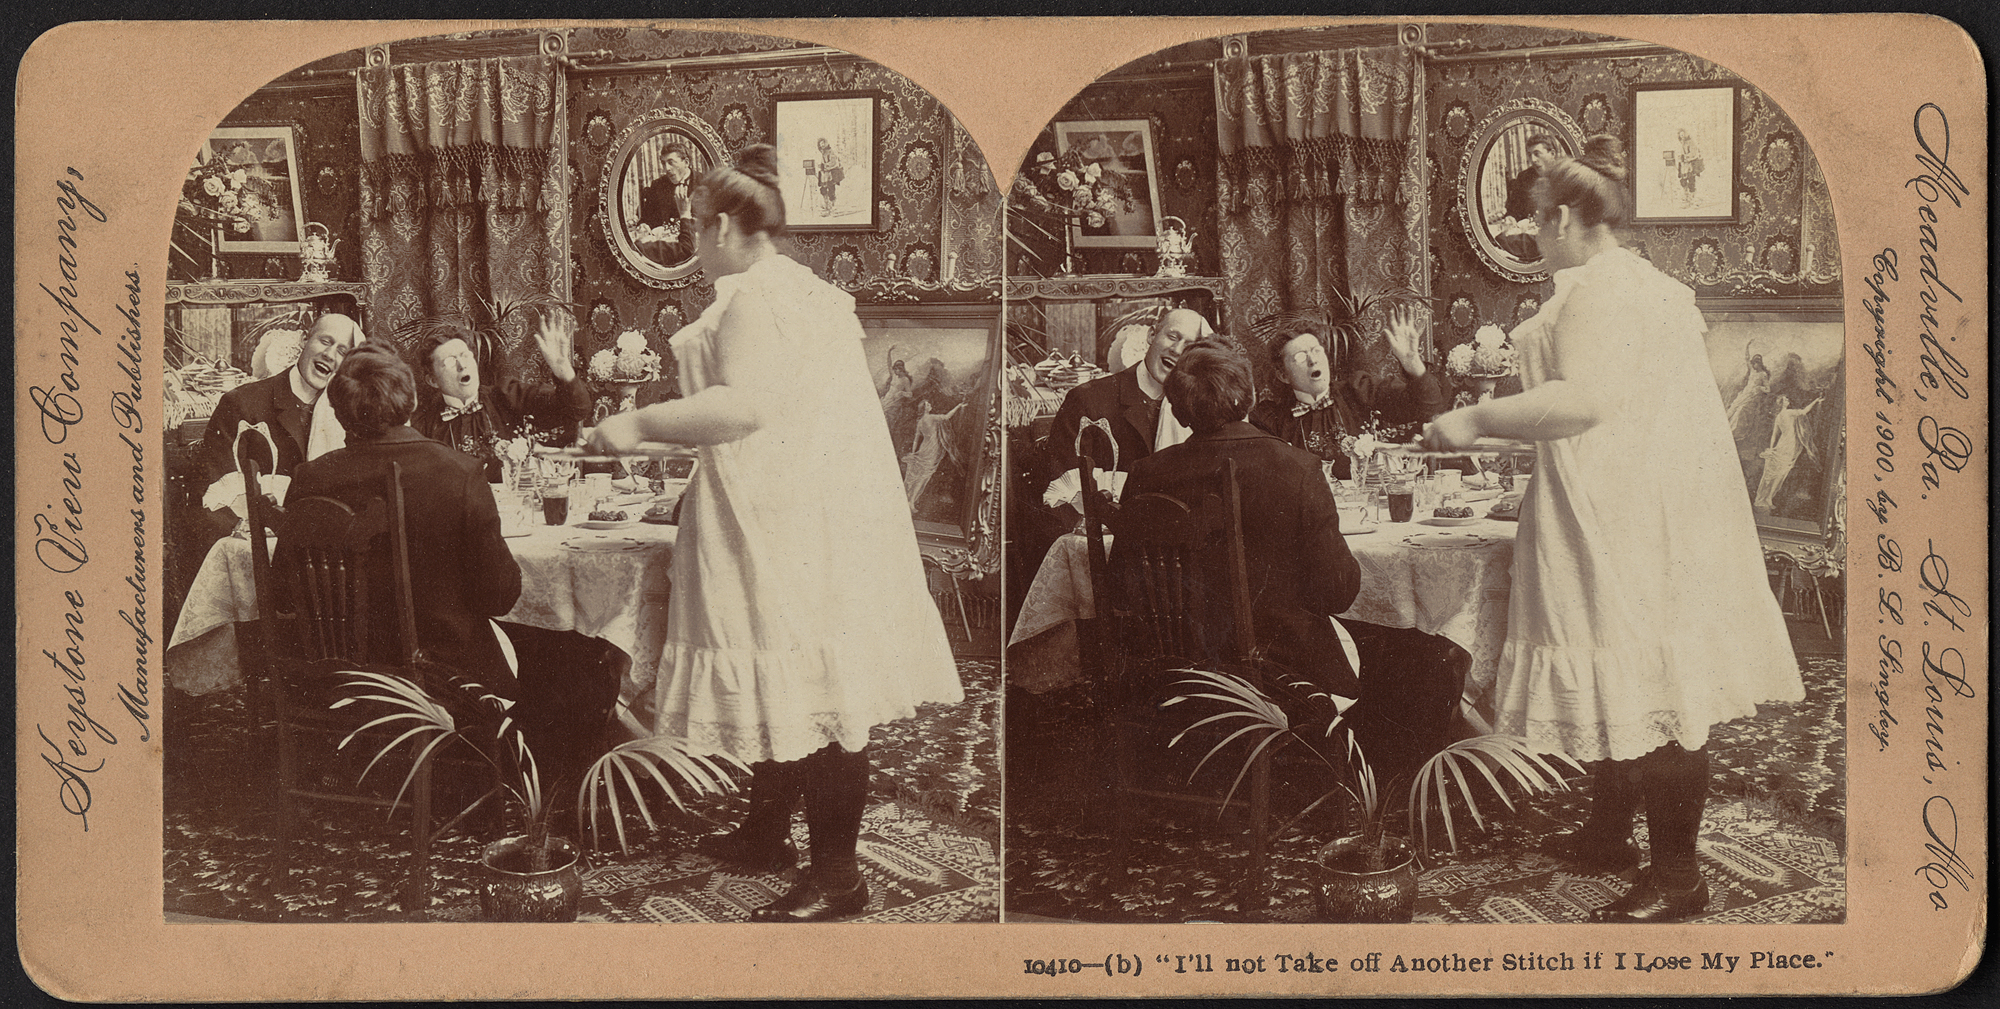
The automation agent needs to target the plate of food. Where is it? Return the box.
[577,508,637,530]
[641,500,680,525]
[1422,506,1481,527]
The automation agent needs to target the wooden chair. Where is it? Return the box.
[264,462,498,919]
[1105,456,1276,915]
[1072,420,1118,704]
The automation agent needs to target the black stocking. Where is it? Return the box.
[1580,756,1643,844]
[736,758,802,848]
[1640,742,1709,888]
[800,743,871,888]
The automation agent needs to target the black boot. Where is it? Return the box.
[751,745,870,922]
[1590,744,1710,923]
[698,759,799,873]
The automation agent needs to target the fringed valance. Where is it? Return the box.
[1216,45,1417,214]
[357,54,559,223]
[1218,134,1408,211]
[359,144,553,220]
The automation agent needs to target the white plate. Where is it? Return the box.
[501,528,536,538]
[1341,522,1377,536]
[576,519,639,530]
[1422,515,1480,527]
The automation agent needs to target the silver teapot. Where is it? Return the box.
[1154,215,1195,278]
[298,221,338,283]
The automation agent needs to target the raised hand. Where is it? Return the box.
[534,308,578,383]
[1384,304,1426,376]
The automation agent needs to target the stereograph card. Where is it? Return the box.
[12,14,1986,1000]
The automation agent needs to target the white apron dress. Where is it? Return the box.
[658,254,963,764]
[1492,247,1802,763]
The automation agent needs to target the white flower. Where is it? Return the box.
[1055,170,1078,191]
[1084,162,1102,181]
[615,330,649,355]
[218,192,239,211]
[1085,210,1106,228]
[588,348,618,381]
[1446,343,1475,376]
[1473,324,1507,349]
[229,169,248,188]
[202,176,224,197]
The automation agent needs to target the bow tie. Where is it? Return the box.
[1293,395,1335,417]
[439,398,484,423]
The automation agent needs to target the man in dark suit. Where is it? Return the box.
[201,313,364,482]
[1044,307,1211,481]
[277,344,619,786]
[1114,339,1463,786]
[1495,134,1561,260]
[634,142,696,266]
[1113,338,1362,697]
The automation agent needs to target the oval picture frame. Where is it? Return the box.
[1456,98,1587,283]
[600,108,729,289]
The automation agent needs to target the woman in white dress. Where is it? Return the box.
[587,144,963,922]
[1423,136,1800,923]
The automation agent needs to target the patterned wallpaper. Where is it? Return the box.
[565,27,1001,408]
[1424,29,1843,374]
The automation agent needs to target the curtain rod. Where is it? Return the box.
[275,44,862,85]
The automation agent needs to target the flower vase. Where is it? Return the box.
[598,380,646,419]
[1473,376,1501,403]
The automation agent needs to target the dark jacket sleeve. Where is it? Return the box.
[1294,461,1360,619]
[1044,386,1087,484]
[493,371,593,438]
[460,466,524,618]
[201,388,251,484]
[1351,366,1449,428]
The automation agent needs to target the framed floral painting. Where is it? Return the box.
[187,125,308,254]
[1052,119,1165,248]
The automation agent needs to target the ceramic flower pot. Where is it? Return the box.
[479,835,583,922]
[1315,834,1417,923]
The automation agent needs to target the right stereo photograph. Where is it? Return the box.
[1001,21,1846,926]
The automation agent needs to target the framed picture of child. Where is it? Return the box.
[771,91,883,232]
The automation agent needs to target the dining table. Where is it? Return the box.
[165,512,679,728]
[1005,516,1520,725]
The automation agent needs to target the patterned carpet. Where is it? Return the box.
[164,658,998,923]
[1004,633,1844,924]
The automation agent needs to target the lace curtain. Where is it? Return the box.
[358,55,566,377]
[1215,46,1424,380]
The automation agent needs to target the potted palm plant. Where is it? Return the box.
[1166,666,1582,923]
[334,667,745,921]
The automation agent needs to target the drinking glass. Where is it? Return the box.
[1386,483,1415,523]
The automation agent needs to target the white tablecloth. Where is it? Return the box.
[165,521,678,724]
[1006,519,1519,709]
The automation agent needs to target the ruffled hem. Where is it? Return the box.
[1491,638,1802,763]
[652,639,963,764]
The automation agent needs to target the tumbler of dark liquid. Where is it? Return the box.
[541,492,570,526]
[1387,486,1415,523]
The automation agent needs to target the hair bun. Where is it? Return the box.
[732,144,781,189]
[1578,134,1628,183]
